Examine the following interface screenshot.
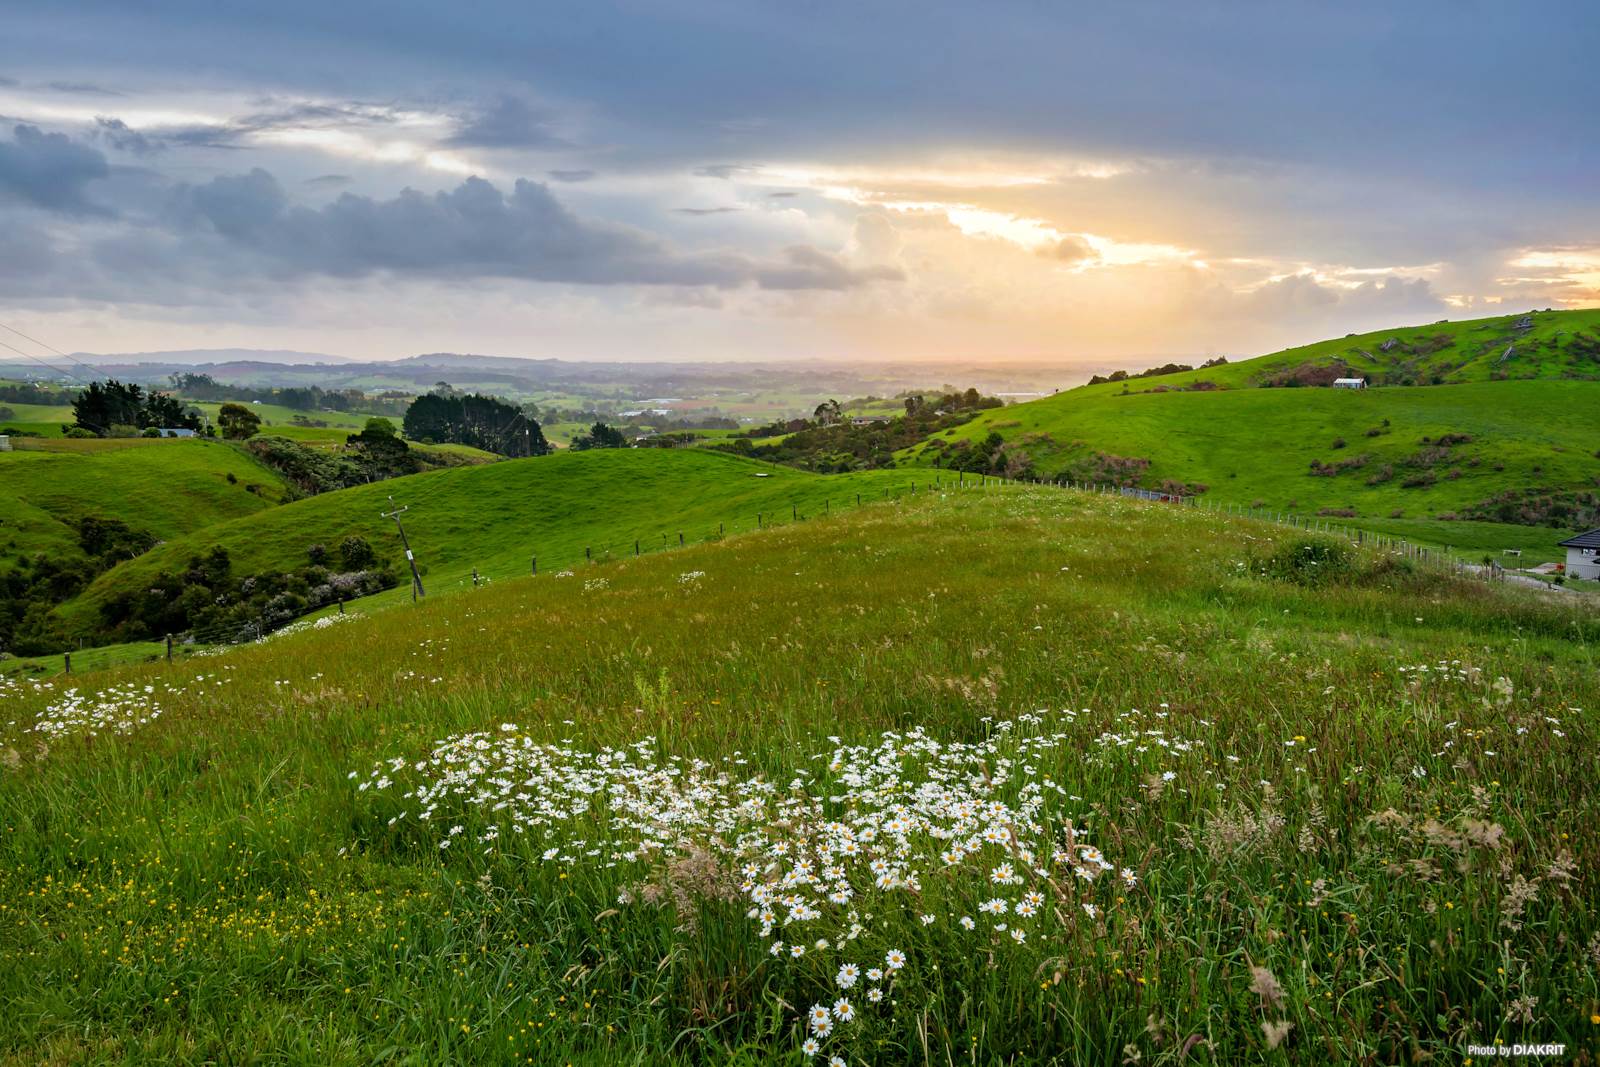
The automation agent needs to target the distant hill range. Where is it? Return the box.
[63,348,360,368]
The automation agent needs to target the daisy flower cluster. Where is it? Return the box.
[256,610,364,644]
[15,681,174,745]
[355,708,1129,1060]
[1398,660,1482,686]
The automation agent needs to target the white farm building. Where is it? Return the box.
[1558,529,1600,580]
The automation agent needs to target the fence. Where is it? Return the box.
[26,468,1498,676]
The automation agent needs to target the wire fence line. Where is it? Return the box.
[28,468,1503,677]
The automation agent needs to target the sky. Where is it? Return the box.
[1,1,1597,365]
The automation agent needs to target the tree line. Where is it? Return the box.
[403,392,552,457]
[71,380,204,436]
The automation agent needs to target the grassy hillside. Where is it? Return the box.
[0,400,75,437]
[914,310,1600,527]
[0,438,291,574]
[55,449,926,638]
[2,487,1595,1062]
[1108,307,1600,392]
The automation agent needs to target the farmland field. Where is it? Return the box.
[2,483,1596,1063]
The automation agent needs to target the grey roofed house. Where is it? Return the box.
[1558,529,1600,579]
[159,427,197,437]
[1331,377,1366,389]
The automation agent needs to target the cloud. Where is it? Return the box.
[674,206,741,216]
[0,123,111,214]
[304,174,351,187]
[767,191,799,198]
[547,168,595,182]
[694,163,751,180]
[45,81,122,96]
[1045,235,1096,265]
[754,245,903,290]
[1236,272,1444,326]
[444,95,566,149]
[847,213,902,264]
[124,101,406,152]
[131,168,905,293]
[94,116,161,156]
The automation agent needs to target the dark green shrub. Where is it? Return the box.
[1257,537,1356,587]
[340,536,377,569]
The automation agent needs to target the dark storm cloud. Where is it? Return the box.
[547,169,595,182]
[158,170,893,290]
[444,95,567,149]
[9,1,1592,188]
[304,174,352,187]
[674,206,740,215]
[0,127,902,303]
[0,123,111,213]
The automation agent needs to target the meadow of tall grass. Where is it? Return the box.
[2,487,1596,1064]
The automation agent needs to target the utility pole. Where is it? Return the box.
[382,496,426,600]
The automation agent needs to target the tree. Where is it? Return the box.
[813,399,843,426]
[139,391,201,431]
[571,421,627,450]
[402,392,551,457]
[72,379,145,434]
[218,402,262,439]
[345,418,417,478]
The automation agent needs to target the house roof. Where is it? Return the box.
[1558,529,1600,549]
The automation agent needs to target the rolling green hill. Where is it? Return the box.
[0,438,291,575]
[912,311,1600,527]
[2,485,1595,1062]
[53,448,924,639]
[1115,307,1600,391]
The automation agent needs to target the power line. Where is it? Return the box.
[0,338,94,386]
[0,320,105,381]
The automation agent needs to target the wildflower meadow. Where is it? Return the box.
[2,488,1597,1063]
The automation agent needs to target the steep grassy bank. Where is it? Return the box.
[54,449,923,639]
[1,488,1596,1063]
[0,439,290,573]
